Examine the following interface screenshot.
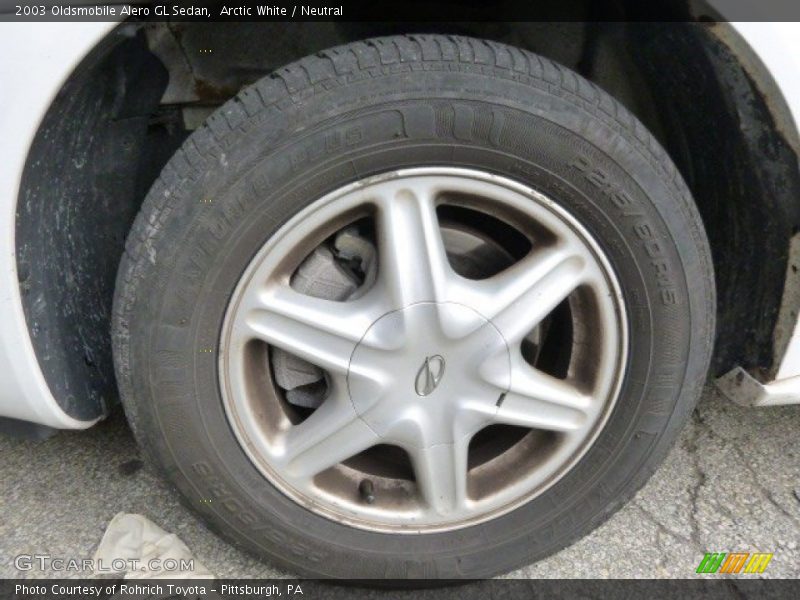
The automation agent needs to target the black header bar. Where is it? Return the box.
[3,0,800,22]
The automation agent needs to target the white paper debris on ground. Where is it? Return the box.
[93,512,214,579]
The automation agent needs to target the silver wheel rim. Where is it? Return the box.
[220,167,628,533]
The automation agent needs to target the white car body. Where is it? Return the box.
[0,21,118,428]
[1,20,799,430]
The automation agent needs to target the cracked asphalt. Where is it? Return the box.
[1,386,798,579]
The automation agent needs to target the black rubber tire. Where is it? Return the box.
[112,34,715,580]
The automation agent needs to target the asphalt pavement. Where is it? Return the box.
[1,386,798,579]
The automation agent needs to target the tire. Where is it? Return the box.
[112,34,715,579]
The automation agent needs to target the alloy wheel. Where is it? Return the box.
[220,167,628,532]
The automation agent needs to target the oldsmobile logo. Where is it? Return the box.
[414,355,446,396]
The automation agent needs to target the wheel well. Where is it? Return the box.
[16,19,800,420]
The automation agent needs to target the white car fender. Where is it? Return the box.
[0,21,118,428]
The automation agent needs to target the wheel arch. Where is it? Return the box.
[11,19,800,426]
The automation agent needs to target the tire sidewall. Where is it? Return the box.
[119,59,712,578]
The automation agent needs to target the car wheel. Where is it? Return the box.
[112,35,715,579]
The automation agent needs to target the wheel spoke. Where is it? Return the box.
[375,185,450,307]
[280,386,379,479]
[461,245,587,344]
[488,354,590,432]
[243,286,376,375]
[410,440,469,516]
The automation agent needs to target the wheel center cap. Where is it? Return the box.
[347,302,510,447]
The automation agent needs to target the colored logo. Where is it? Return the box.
[414,355,446,396]
[696,552,773,574]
